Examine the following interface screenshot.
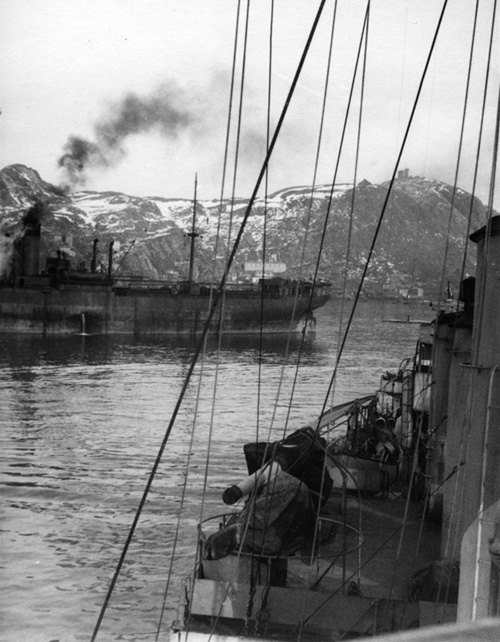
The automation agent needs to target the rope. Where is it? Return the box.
[154,347,209,640]
[435,0,481,314]
[457,0,498,298]
[296,5,371,638]
[256,0,275,445]
[336,0,369,388]
[283,0,371,460]
[297,0,451,632]
[315,0,450,441]
[427,0,499,618]
[89,1,329,639]
[160,2,250,637]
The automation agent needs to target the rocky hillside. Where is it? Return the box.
[0,164,490,298]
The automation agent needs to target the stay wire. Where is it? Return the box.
[457,0,497,301]
[187,18,247,632]
[435,0,481,314]
[297,4,370,638]
[300,0,450,631]
[154,347,209,641]
[225,0,251,257]
[279,0,340,443]
[89,1,329,640]
[421,11,500,620]
[435,7,498,604]
[207,0,333,509]
[279,0,370,479]
[336,0,369,400]
[199,0,252,511]
[316,0,450,427]
[257,0,275,444]
[156,3,245,638]
[246,4,343,607]
[210,0,243,288]
[286,0,370,447]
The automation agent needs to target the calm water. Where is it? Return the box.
[0,300,432,642]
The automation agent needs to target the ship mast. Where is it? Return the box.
[187,173,199,291]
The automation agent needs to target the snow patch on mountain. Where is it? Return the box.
[0,164,491,297]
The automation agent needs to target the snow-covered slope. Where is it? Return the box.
[0,164,489,296]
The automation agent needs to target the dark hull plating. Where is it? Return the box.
[0,285,329,335]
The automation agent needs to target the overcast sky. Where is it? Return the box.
[1,0,498,205]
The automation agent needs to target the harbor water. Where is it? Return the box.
[0,300,433,642]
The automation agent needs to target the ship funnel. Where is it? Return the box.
[90,238,99,273]
[20,201,45,276]
[108,240,114,279]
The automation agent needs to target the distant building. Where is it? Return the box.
[399,286,424,299]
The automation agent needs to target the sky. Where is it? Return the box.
[0,0,498,205]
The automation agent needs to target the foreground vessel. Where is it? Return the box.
[83,1,499,640]
[176,216,500,641]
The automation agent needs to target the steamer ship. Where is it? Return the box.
[0,201,330,336]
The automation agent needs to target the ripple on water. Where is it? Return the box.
[0,302,430,641]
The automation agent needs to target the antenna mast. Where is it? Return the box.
[187,174,199,290]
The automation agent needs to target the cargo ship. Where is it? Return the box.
[0,202,331,336]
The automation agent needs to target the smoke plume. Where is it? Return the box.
[58,83,196,189]
[0,200,49,279]
[22,199,48,229]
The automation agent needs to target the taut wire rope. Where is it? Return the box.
[456,0,497,299]
[283,0,370,450]
[435,0,480,315]
[335,0,369,405]
[256,0,275,444]
[89,0,329,638]
[228,1,341,561]
[296,3,371,639]
[155,3,245,638]
[311,0,450,435]
[388,4,483,615]
[426,2,498,613]
[295,0,451,632]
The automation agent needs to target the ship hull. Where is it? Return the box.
[0,285,329,335]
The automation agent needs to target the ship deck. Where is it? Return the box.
[188,481,455,639]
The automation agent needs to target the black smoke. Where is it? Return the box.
[22,199,48,230]
[58,83,196,189]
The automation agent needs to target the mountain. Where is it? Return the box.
[0,164,489,298]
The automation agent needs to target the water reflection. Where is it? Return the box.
[0,300,433,641]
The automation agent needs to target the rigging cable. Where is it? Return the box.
[404,1,499,623]
[89,2,331,640]
[295,0,452,631]
[457,0,498,296]
[314,0,450,429]
[196,7,341,612]
[232,7,353,634]
[335,0,369,403]
[280,0,341,441]
[297,3,371,639]
[248,0,341,478]
[435,0,481,315]
[185,3,336,630]
[198,0,252,514]
[224,0,251,263]
[155,4,246,638]
[256,0,275,444]
[425,0,498,617]
[284,0,369,449]
[154,337,209,641]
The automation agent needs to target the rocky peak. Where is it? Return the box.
[0,164,492,297]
